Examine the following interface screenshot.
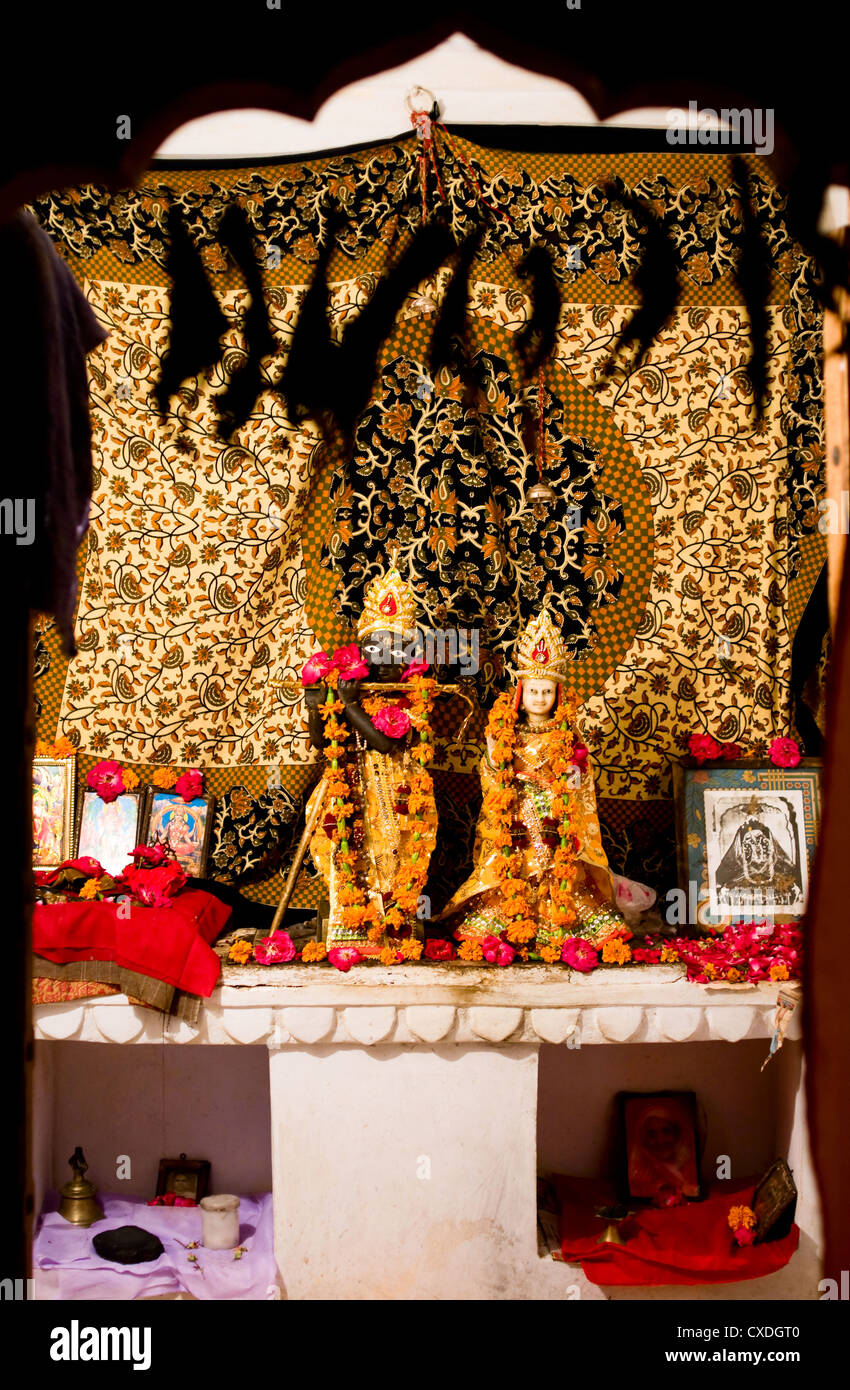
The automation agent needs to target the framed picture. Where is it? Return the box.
[146,791,214,877]
[156,1153,211,1203]
[33,757,76,870]
[76,787,149,878]
[673,760,821,929]
[619,1091,702,1205]
[753,1159,797,1242]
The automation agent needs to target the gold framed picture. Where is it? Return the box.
[32,757,76,870]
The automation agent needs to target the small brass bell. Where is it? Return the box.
[527,480,558,512]
[58,1146,104,1227]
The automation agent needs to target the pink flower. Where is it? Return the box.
[769,736,801,769]
[175,768,204,802]
[87,760,126,803]
[301,651,334,686]
[129,843,170,866]
[254,930,297,965]
[328,946,362,972]
[480,933,502,962]
[632,946,662,964]
[571,743,589,771]
[561,937,599,973]
[401,660,430,680]
[372,705,411,738]
[652,1184,686,1209]
[688,733,722,764]
[733,1226,756,1247]
[494,942,516,966]
[332,644,369,680]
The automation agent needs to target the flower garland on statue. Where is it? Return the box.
[303,643,437,964]
[480,688,580,960]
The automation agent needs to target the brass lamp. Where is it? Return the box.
[58,1146,104,1227]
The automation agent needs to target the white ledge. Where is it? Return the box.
[33,965,789,1047]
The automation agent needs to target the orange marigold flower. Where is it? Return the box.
[727,1204,756,1232]
[769,962,790,981]
[78,878,101,901]
[341,905,368,927]
[367,923,386,942]
[660,946,680,964]
[52,737,75,759]
[379,946,402,966]
[538,944,562,964]
[458,940,484,962]
[601,939,632,965]
[301,941,328,963]
[505,921,536,944]
[35,738,51,757]
[152,767,179,789]
[122,768,141,791]
[383,908,404,930]
[398,938,423,961]
[228,940,253,965]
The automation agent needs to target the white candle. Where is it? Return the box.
[200,1194,240,1250]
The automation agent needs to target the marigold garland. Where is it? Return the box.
[318,672,437,952]
[727,1204,756,1232]
[483,688,579,948]
[301,941,328,963]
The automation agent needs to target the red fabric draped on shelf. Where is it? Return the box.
[556,1176,799,1287]
[32,891,229,998]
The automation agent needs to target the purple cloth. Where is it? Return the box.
[34,1191,278,1300]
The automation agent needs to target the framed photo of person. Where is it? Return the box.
[619,1091,702,1205]
[156,1153,211,1203]
[76,787,149,878]
[33,757,76,870]
[673,760,821,930]
[146,791,214,877]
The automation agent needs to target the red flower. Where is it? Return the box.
[66,856,106,878]
[121,861,187,908]
[129,843,170,866]
[328,946,362,972]
[175,768,204,802]
[687,733,722,764]
[561,937,599,973]
[301,651,334,686]
[372,706,411,738]
[571,743,589,771]
[254,930,297,965]
[733,1226,756,1246]
[493,942,516,966]
[332,644,369,680]
[719,741,743,760]
[768,736,801,768]
[87,760,126,803]
[632,946,662,965]
[424,939,456,961]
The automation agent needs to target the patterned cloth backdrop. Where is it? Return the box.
[30,136,825,907]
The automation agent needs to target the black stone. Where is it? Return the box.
[92,1225,165,1265]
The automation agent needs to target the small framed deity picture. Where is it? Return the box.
[752,1159,797,1242]
[146,791,214,877]
[76,787,149,878]
[619,1091,702,1205]
[673,760,821,930]
[156,1153,211,1203]
[33,757,76,870]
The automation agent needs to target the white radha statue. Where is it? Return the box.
[435,606,655,960]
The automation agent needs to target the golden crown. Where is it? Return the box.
[514,608,571,682]
[357,562,419,641]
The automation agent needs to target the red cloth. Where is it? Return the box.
[33,891,228,997]
[557,1175,799,1286]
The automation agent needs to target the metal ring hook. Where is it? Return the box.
[405,85,437,115]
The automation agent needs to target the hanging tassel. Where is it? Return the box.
[216,205,278,438]
[155,204,228,418]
